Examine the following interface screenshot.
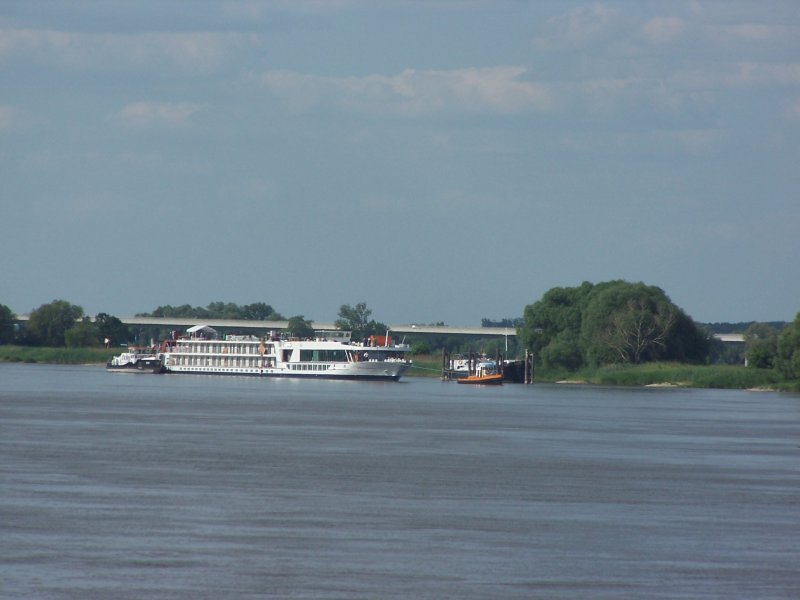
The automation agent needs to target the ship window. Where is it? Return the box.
[299,349,348,362]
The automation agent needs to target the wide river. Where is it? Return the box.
[1,363,798,599]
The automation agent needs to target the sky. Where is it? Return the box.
[1,1,798,326]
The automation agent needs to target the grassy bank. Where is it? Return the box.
[406,354,444,377]
[409,354,796,391]
[1,347,796,391]
[556,362,783,390]
[0,345,118,365]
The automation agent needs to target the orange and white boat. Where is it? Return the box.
[457,361,503,385]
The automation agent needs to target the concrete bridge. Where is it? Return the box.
[13,315,744,343]
[109,317,515,338]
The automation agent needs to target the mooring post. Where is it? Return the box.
[524,350,533,384]
[526,351,534,384]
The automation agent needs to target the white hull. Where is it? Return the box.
[163,361,408,380]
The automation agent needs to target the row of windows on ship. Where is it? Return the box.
[170,344,392,363]
[168,357,336,371]
[170,356,277,368]
[168,350,351,367]
[175,343,273,355]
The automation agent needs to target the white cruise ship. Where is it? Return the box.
[159,325,411,381]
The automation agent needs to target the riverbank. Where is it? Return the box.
[408,355,798,392]
[0,345,118,365]
[550,362,784,390]
[2,348,797,391]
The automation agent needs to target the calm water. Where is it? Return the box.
[1,363,799,599]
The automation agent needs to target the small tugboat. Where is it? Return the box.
[106,348,164,373]
[457,360,503,385]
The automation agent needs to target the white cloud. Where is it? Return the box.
[642,17,686,44]
[113,101,205,126]
[659,128,722,154]
[533,3,624,51]
[728,62,800,86]
[673,61,800,89]
[707,23,800,43]
[261,66,553,117]
[219,0,357,19]
[0,28,259,73]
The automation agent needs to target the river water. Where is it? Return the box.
[1,363,798,599]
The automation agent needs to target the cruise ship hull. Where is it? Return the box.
[158,325,411,381]
[163,362,408,381]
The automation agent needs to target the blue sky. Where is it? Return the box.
[1,1,798,326]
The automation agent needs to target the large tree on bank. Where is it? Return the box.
[518,281,708,370]
[335,302,388,341]
[26,300,84,347]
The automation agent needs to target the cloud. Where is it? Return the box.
[728,62,800,86]
[707,23,800,43]
[0,27,259,73]
[554,127,723,156]
[642,17,686,44]
[533,3,624,51]
[113,101,205,126]
[218,0,358,20]
[673,61,800,89]
[260,66,553,117]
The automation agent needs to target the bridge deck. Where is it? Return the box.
[13,315,744,342]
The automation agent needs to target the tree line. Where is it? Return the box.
[0,300,396,349]
[0,300,132,348]
[138,302,284,321]
[515,279,800,382]
[2,285,799,384]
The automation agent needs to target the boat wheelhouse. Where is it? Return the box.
[456,360,503,385]
[160,325,410,381]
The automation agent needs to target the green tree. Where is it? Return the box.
[141,304,208,318]
[242,302,283,321]
[65,318,101,347]
[205,301,243,319]
[335,302,372,334]
[517,282,594,369]
[775,313,800,380]
[744,323,778,369]
[140,301,283,321]
[540,330,584,371]
[662,311,710,364]
[286,315,315,339]
[411,341,431,355]
[95,313,132,347]
[582,282,679,365]
[335,302,387,340]
[0,304,15,344]
[519,281,709,370]
[26,300,84,347]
